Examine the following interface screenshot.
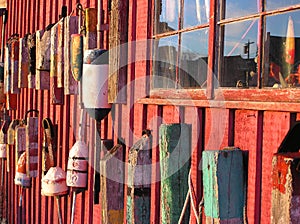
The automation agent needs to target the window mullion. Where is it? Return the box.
[207,0,218,99]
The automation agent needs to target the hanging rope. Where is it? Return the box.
[178,169,204,224]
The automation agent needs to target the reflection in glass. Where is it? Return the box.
[225,0,259,19]
[153,35,178,88]
[179,30,209,88]
[220,20,258,87]
[155,0,180,34]
[266,0,300,11]
[264,11,300,87]
[183,0,210,28]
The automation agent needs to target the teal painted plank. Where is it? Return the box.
[203,149,245,220]
[159,123,191,224]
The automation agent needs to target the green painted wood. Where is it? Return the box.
[159,123,191,224]
[202,148,245,221]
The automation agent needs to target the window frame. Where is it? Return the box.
[150,0,300,104]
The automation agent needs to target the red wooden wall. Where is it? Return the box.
[0,0,298,224]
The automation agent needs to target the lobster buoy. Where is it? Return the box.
[14,152,31,188]
[66,141,88,188]
[41,166,68,196]
[82,49,111,121]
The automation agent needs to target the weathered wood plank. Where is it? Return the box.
[159,123,191,224]
[35,29,50,90]
[271,153,300,224]
[25,113,39,178]
[100,142,124,224]
[84,8,97,50]
[108,0,128,103]
[11,40,20,94]
[50,23,63,105]
[57,19,64,88]
[18,37,29,88]
[203,148,245,223]
[127,130,151,224]
[64,16,79,95]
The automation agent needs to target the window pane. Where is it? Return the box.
[225,0,259,19]
[264,11,300,87]
[153,36,178,88]
[179,29,209,88]
[220,20,259,87]
[266,0,300,11]
[183,0,210,28]
[155,0,180,34]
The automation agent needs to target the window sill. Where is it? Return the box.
[137,88,300,112]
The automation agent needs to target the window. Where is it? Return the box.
[153,0,209,89]
[153,0,300,93]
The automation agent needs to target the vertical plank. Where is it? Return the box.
[18,37,29,88]
[234,110,261,224]
[205,108,230,150]
[261,111,290,223]
[203,149,245,223]
[108,0,128,103]
[149,105,162,224]
[159,123,191,224]
[50,24,63,105]
[185,107,204,223]
[64,16,79,95]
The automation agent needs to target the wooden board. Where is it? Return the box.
[50,23,63,105]
[64,16,79,95]
[11,40,20,94]
[100,143,124,224]
[203,149,245,223]
[261,111,290,223]
[159,123,191,224]
[35,30,50,90]
[271,153,300,223]
[18,37,29,88]
[234,110,261,224]
[108,0,128,103]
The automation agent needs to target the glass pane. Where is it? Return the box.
[220,19,259,87]
[179,29,209,88]
[155,0,180,34]
[264,11,300,87]
[153,35,178,88]
[183,0,210,28]
[266,0,300,11]
[225,0,259,19]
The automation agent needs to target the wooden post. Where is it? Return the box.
[108,0,128,103]
[202,148,245,223]
[159,124,191,224]
[84,8,97,50]
[26,113,39,178]
[11,40,20,94]
[127,131,152,224]
[3,45,10,94]
[50,23,63,105]
[57,19,64,88]
[18,37,29,88]
[64,16,79,95]
[100,142,124,223]
[271,153,300,223]
[36,29,50,90]
[27,33,36,89]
